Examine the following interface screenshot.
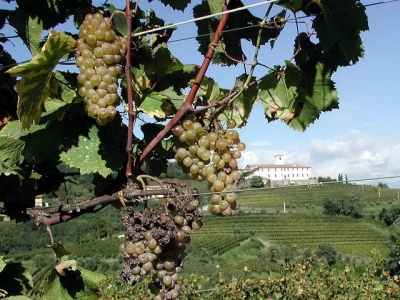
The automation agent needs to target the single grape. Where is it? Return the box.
[227,119,236,129]
[213,179,225,192]
[237,142,246,151]
[182,119,193,130]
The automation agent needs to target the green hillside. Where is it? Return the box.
[192,213,389,256]
[235,183,400,211]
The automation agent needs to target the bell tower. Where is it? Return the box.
[274,154,285,165]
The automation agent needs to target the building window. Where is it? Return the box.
[302,174,304,177]
[297,174,299,177]
[275,174,277,177]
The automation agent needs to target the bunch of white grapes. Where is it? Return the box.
[75,13,127,126]
[172,117,246,216]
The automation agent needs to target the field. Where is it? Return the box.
[235,183,400,212]
[1,182,397,293]
[192,212,389,256]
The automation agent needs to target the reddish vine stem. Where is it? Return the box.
[133,2,230,168]
[124,0,136,182]
[46,226,58,262]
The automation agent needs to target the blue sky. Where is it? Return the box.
[2,0,400,186]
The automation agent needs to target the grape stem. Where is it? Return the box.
[133,1,230,168]
[124,0,138,183]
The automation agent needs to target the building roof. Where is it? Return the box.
[245,163,311,169]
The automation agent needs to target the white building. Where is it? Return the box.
[243,155,317,187]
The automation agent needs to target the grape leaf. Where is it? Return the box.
[198,77,229,105]
[60,115,127,177]
[41,266,106,300]
[194,1,285,66]
[156,0,191,11]
[6,31,76,129]
[0,136,25,168]
[137,92,175,120]
[259,61,338,131]
[0,256,5,273]
[259,63,301,123]
[158,87,185,110]
[7,10,43,55]
[289,61,338,131]
[141,123,173,176]
[154,63,199,95]
[305,0,368,64]
[224,74,258,126]
[14,0,83,30]
[277,0,303,12]
[51,242,73,260]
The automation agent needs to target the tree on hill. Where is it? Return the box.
[316,243,337,266]
[323,190,365,218]
[378,204,400,226]
[318,176,337,183]
[378,182,389,189]
[0,0,372,298]
[251,175,265,188]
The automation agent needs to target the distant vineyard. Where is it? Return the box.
[190,234,250,255]
[194,213,389,256]
[236,183,400,210]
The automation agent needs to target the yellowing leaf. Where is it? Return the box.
[7,31,76,129]
[138,92,175,119]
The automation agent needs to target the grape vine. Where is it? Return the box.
[0,0,370,298]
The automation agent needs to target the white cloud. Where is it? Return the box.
[249,140,271,147]
[240,130,400,187]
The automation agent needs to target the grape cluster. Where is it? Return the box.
[172,117,245,216]
[120,191,202,299]
[75,13,127,126]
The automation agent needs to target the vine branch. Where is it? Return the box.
[133,2,231,168]
[27,185,178,226]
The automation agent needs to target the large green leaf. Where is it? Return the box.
[41,266,106,300]
[259,61,338,131]
[305,0,368,64]
[7,31,76,129]
[7,9,43,55]
[14,0,83,30]
[154,63,199,95]
[0,135,24,164]
[0,135,25,169]
[194,1,286,66]
[60,115,126,178]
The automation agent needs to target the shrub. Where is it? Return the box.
[316,243,337,266]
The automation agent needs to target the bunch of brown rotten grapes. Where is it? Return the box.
[119,190,202,299]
